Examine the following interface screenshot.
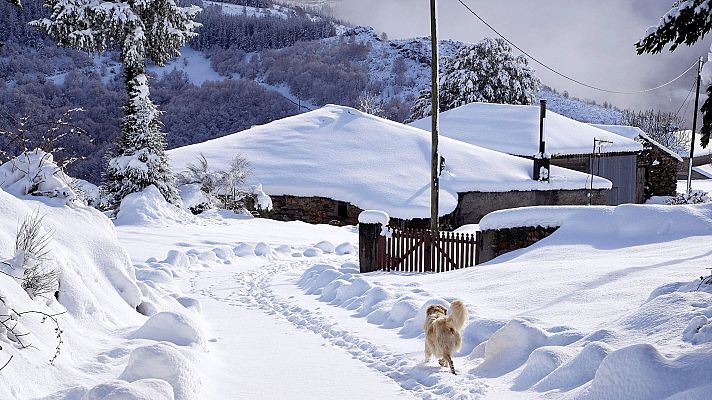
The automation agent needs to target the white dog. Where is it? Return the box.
[423,300,467,374]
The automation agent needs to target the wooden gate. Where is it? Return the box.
[376,228,480,273]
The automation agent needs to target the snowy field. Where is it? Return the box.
[2,153,712,399]
[112,196,712,399]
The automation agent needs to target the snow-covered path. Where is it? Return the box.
[189,257,489,399]
[185,258,414,399]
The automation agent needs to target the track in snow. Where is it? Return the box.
[199,258,488,400]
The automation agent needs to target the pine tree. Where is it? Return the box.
[636,0,712,147]
[31,0,201,208]
[407,37,540,122]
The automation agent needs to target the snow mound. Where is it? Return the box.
[579,343,712,400]
[254,242,272,257]
[314,240,335,253]
[233,243,256,257]
[534,341,613,392]
[358,210,390,225]
[512,346,575,391]
[131,312,204,346]
[119,343,198,400]
[82,379,175,400]
[475,319,550,377]
[335,242,356,255]
[115,185,195,226]
[169,105,611,220]
[480,203,712,246]
[0,149,78,202]
[303,247,323,257]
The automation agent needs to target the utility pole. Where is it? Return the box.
[430,0,440,233]
[687,56,704,195]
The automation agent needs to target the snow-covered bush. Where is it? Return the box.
[0,149,78,203]
[115,185,196,226]
[0,210,60,301]
[408,37,540,121]
[13,211,59,299]
[179,184,213,215]
[177,154,270,214]
[666,190,710,205]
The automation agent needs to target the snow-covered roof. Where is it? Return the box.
[168,105,611,219]
[592,124,683,162]
[693,164,712,179]
[409,102,643,157]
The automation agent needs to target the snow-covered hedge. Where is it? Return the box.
[666,190,710,205]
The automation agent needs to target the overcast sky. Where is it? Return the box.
[331,0,709,117]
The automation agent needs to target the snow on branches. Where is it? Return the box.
[408,37,540,122]
[32,0,201,209]
[635,0,712,54]
[31,0,202,68]
[636,0,712,148]
[103,73,181,209]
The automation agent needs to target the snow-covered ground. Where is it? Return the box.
[3,152,712,399]
[147,48,224,85]
[109,192,712,399]
[678,178,712,195]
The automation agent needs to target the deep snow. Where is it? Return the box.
[409,102,643,157]
[3,153,712,399]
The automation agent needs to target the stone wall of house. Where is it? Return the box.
[479,226,559,264]
[264,195,362,225]
[257,189,606,228]
[637,140,680,197]
[450,189,607,226]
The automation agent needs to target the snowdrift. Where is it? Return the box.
[0,154,207,399]
[480,203,712,246]
[0,185,145,398]
[297,202,712,399]
[168,105,611,219]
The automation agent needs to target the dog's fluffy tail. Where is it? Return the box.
[447,300,468,331]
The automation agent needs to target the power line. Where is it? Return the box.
[674,79,696,122]
[455,0,699,95]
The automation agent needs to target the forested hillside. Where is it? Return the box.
[1,0,624,184]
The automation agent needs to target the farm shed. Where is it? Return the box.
[410,102,644,205]
[168,105,611,227]
[593,124,682,198]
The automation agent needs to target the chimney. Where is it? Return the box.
[533,99,550,181]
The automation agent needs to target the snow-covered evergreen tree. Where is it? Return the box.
[407,37,540,122]
[636,0,712,147]
[31,0,201,208]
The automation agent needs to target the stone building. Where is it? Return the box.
[169,105,611,228]
[410,102,644,205]
[593,124,682,198]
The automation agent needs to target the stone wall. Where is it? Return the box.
[264,195,362,225]
[257,188,606,228]
[479,226,559,263]
[450,188,606,226]
[637,139,680,197]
